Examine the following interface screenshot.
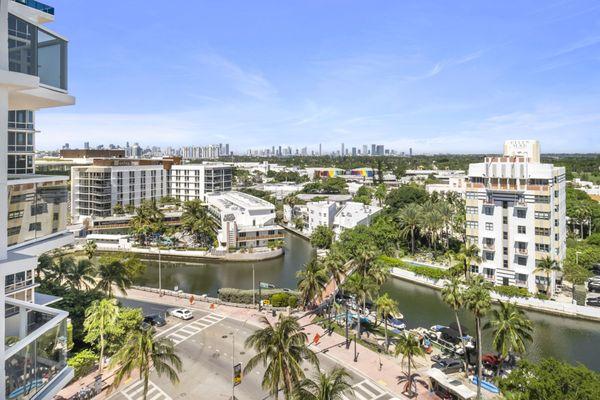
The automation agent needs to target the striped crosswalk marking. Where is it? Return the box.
[121,380,171,400]
[341,379,388,400]
[165,313,226,345]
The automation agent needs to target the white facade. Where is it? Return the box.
[333,202,382,237]
[426,176,467,197]
[1,1,76,397]
[170,164,232,202]
[255,182,304,200]
[306,201,337,234]
[71,163,168,220]
[205,191,284,249]
[466,140,567,295]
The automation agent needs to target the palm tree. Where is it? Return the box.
[244,315,319,399]
[322,253,348,287]
[36,253,54,279]
[464,276,492,399]
[131,200,165,246]
[343,274,378,339]
[296,257,328,308]
[96,256,134,297]
[374,184,387,207]
[65,259,97,290]
[293,367,353,400]
[454,243,482,280]
[110,327,182,400]
[441,276,468,376]
[84,299,119,374]
[483,301,533,375]
[48,256,75,284]
[397,204,423,254]
[421,208,444,251]
[375,293,398,353]
[534,256,560,296]
[84,240,97,260]
[181,200,217,247]
[395,332,428,397]
[435,201,454,249]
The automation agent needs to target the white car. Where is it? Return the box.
[168,308,193,320]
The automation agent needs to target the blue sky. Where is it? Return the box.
[37,0,600,153]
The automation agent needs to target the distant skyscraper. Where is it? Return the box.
[363,145,368,156]
[376,145,384,156]
[84,142,89,149]
[278,146,282,156]
[371,144,376,156]
[319,143,322,156]
[341,143,345,157]
[409,147,413,157]
[352,147,357,156]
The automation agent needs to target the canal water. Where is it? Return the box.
[134,233,600,371]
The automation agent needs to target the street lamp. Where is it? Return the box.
[573,251,582,304]
[158,246,163,297]
[345,302,350,349]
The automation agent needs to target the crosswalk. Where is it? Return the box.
[163,313,225,345]
[341,379,392,400]
[121,380,171,400]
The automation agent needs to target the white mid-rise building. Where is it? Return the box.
[170,163,232,202]
[71,159,174,220]
[205,191,284,249]
[333,202,382,237]
[1,0,77,397]
[306,201,338,234]
[466,140,566,295]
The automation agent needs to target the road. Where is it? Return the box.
[108,298,398,400]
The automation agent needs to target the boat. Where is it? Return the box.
[471,376,500,394]
[387,316,406,330]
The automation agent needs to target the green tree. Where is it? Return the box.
[48,255,75,285]
[394,332,428,397]
[375,293,398,353]
[534,256,560,296]
[293,367,354,400]
[374,184,387,207]
[84,299,119,374]
[113,203,125,215]
[130,200,165,245]
[441,276,468,376]
[124,203,135,214]
[244,315,319,399]
[310,226,335,249]
[385,185,429,212]
[352,185,373,205]
[104,307,145,355]
[397,204,423,254]
[65,259,97,291]
[36,253,54,279]
[498,358,600,400]
[68,349,99,379]
[343,273,378,338]
[294,217,306,230]
[110,328,182,400]
[464,276,492,399]
[452,243,482,280]
[296,257,328,308]
[421,208,444,250]
[84,240,98,260]
[484,301,533,375]
[96,255,139,297]
[181,200,217,247]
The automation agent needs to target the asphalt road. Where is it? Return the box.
[109,298,398,400]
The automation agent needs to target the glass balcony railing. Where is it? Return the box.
[13,0,55,16]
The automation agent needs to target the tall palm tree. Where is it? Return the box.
[534,256,560,296]
[464,276,492,399]
[483,301,533,375]
[421,208,444,251]
[343,274,378,339]
[322,253,348,287]
[244,315,319,399]
[48,256,75,284]
[374,184,387,207]
[435,201,454,249]
[84,240,97,260]
[65,259,97,290]
[397,204,423,254]
[36,253,54,279]
[181,200,217,246]
[297,257,328,308]
[293,367,353,400]
[131,200,165,245]
[84,298,119,374]
[375,293,398,353]
[454,243,482,280]
[110,327,182,400]
[96,256,134,297]
[395,332,428,397]
[441,276,468,376]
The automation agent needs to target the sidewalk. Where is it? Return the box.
[122,288,438,399]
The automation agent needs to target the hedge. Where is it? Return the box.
[379,256,450,280]
[67,349,98,379]
[218,287,299,307]
[493,285,532,298]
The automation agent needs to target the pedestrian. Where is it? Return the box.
[378,349,383,371]
[190,294,195,305]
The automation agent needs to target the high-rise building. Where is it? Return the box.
[409,147,413,157]
[2,0,78,396]
[84,141,90,149]
[341,143,345,157]
[371,144,376,156]
[319,143,322,156]
[352,147,357,156]
[363,145,368,156]
[170,164,232,202]
[376,145,384,156]
[466,140,566,295]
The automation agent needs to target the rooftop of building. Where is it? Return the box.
[336,201,382,215]
[206,191,275,212]
[172,163,231,170]
[297,194,353,202]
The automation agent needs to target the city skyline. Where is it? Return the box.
[35,0,600,153]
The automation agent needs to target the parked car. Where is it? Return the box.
[586,297,600,307]
[588,278,600,293]
[432,358,464,374]
[168,308,193,320]
[143,314,167,327]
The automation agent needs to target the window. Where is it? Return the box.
[28,222,41,232]
[466,221,478,229]
[535,195,550,204]
[8,210,24,220]
[535,227,550,236]
[31,203,48,216]
[535,243,550,253]
[484,251,494,261]
[516,257,527,266]
[466,192,477,199]
[7,227,21,236]
[503,232,508,239]
[535,211,550,220]
[503,247,508,255]
[518,226,526,234]
[466,206,478,214]
[485,222,493,231]
[503,216,508,224]
[483,206,494,216]
[516,274,528,284]
[503,260,508,268]
[516,209,526,218]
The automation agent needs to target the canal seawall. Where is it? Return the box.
[95,245,284,262]
[390,267,600,323]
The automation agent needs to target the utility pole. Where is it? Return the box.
[252,264,256,307]
[345,303,350,349]
[158,246,162,297]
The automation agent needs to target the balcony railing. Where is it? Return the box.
[516,247,528,255]
[13,0,55,15]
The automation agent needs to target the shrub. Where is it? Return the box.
[270,293,290,307]
[288,295,299,308]
[217,288,299,305]
[493,285,531,298]
[67,349,98,379]
[378,256,450,280]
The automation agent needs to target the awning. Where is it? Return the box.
[427,369,476,400]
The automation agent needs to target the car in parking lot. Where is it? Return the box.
[143,314,167,327]
[168,308,193,320]
[586,297,600,307]
[588,278,600,293]
[431,358,464,374]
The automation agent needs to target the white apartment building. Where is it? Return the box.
[71,159,173,220]
[306,201,338,234]
[426,175,467,197]
[205,191,284,249]
[181,145,221,160]
[170,163,232,202]
[466,140,567,295]
[1,0,77,398]
[333,202,382,237]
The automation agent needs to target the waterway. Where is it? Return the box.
[134,233,600,371]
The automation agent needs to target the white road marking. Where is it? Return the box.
[164,313,226,345]
[121,380,172,400]
[341,379,386,400]
[154,322,182,338]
